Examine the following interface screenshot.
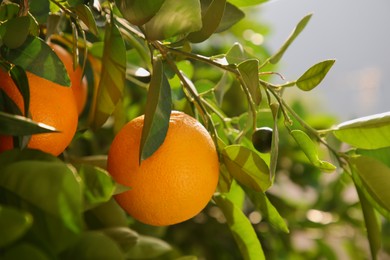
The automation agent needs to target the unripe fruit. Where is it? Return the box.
[252,127,273,153]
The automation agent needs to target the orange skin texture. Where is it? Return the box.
[0,69,78,156]
[107,111,220,226]
[49,42,88,115]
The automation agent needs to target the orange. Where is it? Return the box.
[107,111,220,226]
[49,42,88,115]
[0,69,78,156]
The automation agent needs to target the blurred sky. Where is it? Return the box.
[259,0,390,120]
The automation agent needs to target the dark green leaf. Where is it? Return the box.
[296,60,335,91]
[332,112,390,149]
[216,2,244,32]
[0,3,19,21]
[222,145,271,192]
[72,4,99,35]
[291,130,336,172]
[144,0,202,40]
[188,0,226,43]
[0,205,33,248]
[101,227,139,252]
[0,16,30,49]
[2,243,50,260]
[350,155,390,218]
[85,199,128,229]
[89,17,126,128]
[0,111,57,135]
[115,0,165,26]
[9,65,29,116]
[139,58,172,162]
[355,186,381,260]
[3,36,70,87]
[28,0,50,24]
[125,235,172,259]
[227,0,268,7]
[269,13,312,64]
[0,160,83,253]
[226,42,246,64]
[238,59,261,105]
[214,195,265,260]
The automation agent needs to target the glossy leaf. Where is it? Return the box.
[0,16,30,49]
[115,0,165,26]
[188,0,226,43]
[0,111,57,135]
[332,112,390,149]
[0,205,33,248]
[9,64,30,116]
[356,186,381,260]
[139,58,172,162]
[216,2,245,32]
[238,59,261,105]
[144,0,202,40]
[291,130,336,172]
[214,195,265,260]
[226,42,246,64]
[227,0,268,7]
[0,160,83,253]
[296,60,335,91]
[222,145,271,192]
[350,155,390,217]
[3,36,70,86]
[243,186,289,233]
[72,4,99,35]
[125,235,172,259]
[269,13,312,64]
[2,243,50,260]
[89,18,126,129]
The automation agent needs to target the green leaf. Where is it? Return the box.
[115,0,165,26]
[0,205,33,248]
[0,111,57,135]
[214,195,265,260]
[238,59,261,105]
[350,155,390,218]
[139,58,172,162]
[85,199,128,229]
[269,103,279,179]
[89,17,126,129]
[0,16,30,49]
[101,227,139,252]
[0,160,83,253]
[3,36,70,86]
[188,0,226,43]
[332,112,390,149]
[290,130,336,172]
[227,0,268,7]
[144,0,202,40]
[125,235,172,259]
[356,147,390,168]
[0,3,19,21]
[8,65,30,116]
[63,231,125,260]
[214,71,232,106]
[269,13,312,64]
[226,42,247,64]
[222,145,271,192]
[243,187,289,233]
[2,243,50,260]
[296,60,335,91]
[355,186,381,260]
[76,164,117,210]
[216,2,245,32]
[28,0,50,24]
[71,4,99,35]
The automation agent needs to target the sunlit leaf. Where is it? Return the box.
[226,42,246,64]
[227,0,268,7]
[291,130,336,172]
[356,147,390,168]
[3,36,70,86]
[296,60,335,91]
[214,195,265,260]
[216,2,244,32]
[350,155,390,218]
[125,235,172,259]
[332,112,390,149]
[115,0,165,26]
[188,0,226,43]
[238,59,261,105]
[71,4,99,35]
[222,145,271,192]
[144,0,202,40]
[89,17,126,129]
[269,13,312,64]
[139,58,172,162]
[0,111,57,135]
[0,205,33,248]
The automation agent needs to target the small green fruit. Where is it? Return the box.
[252,127,273,153]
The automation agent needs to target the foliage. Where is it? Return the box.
[0,0,390,259]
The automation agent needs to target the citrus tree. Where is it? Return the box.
[1,0,390,259]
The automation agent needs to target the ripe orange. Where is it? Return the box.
[0,69,78,156]
[107,111,220,226]
[49,42,88,115]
